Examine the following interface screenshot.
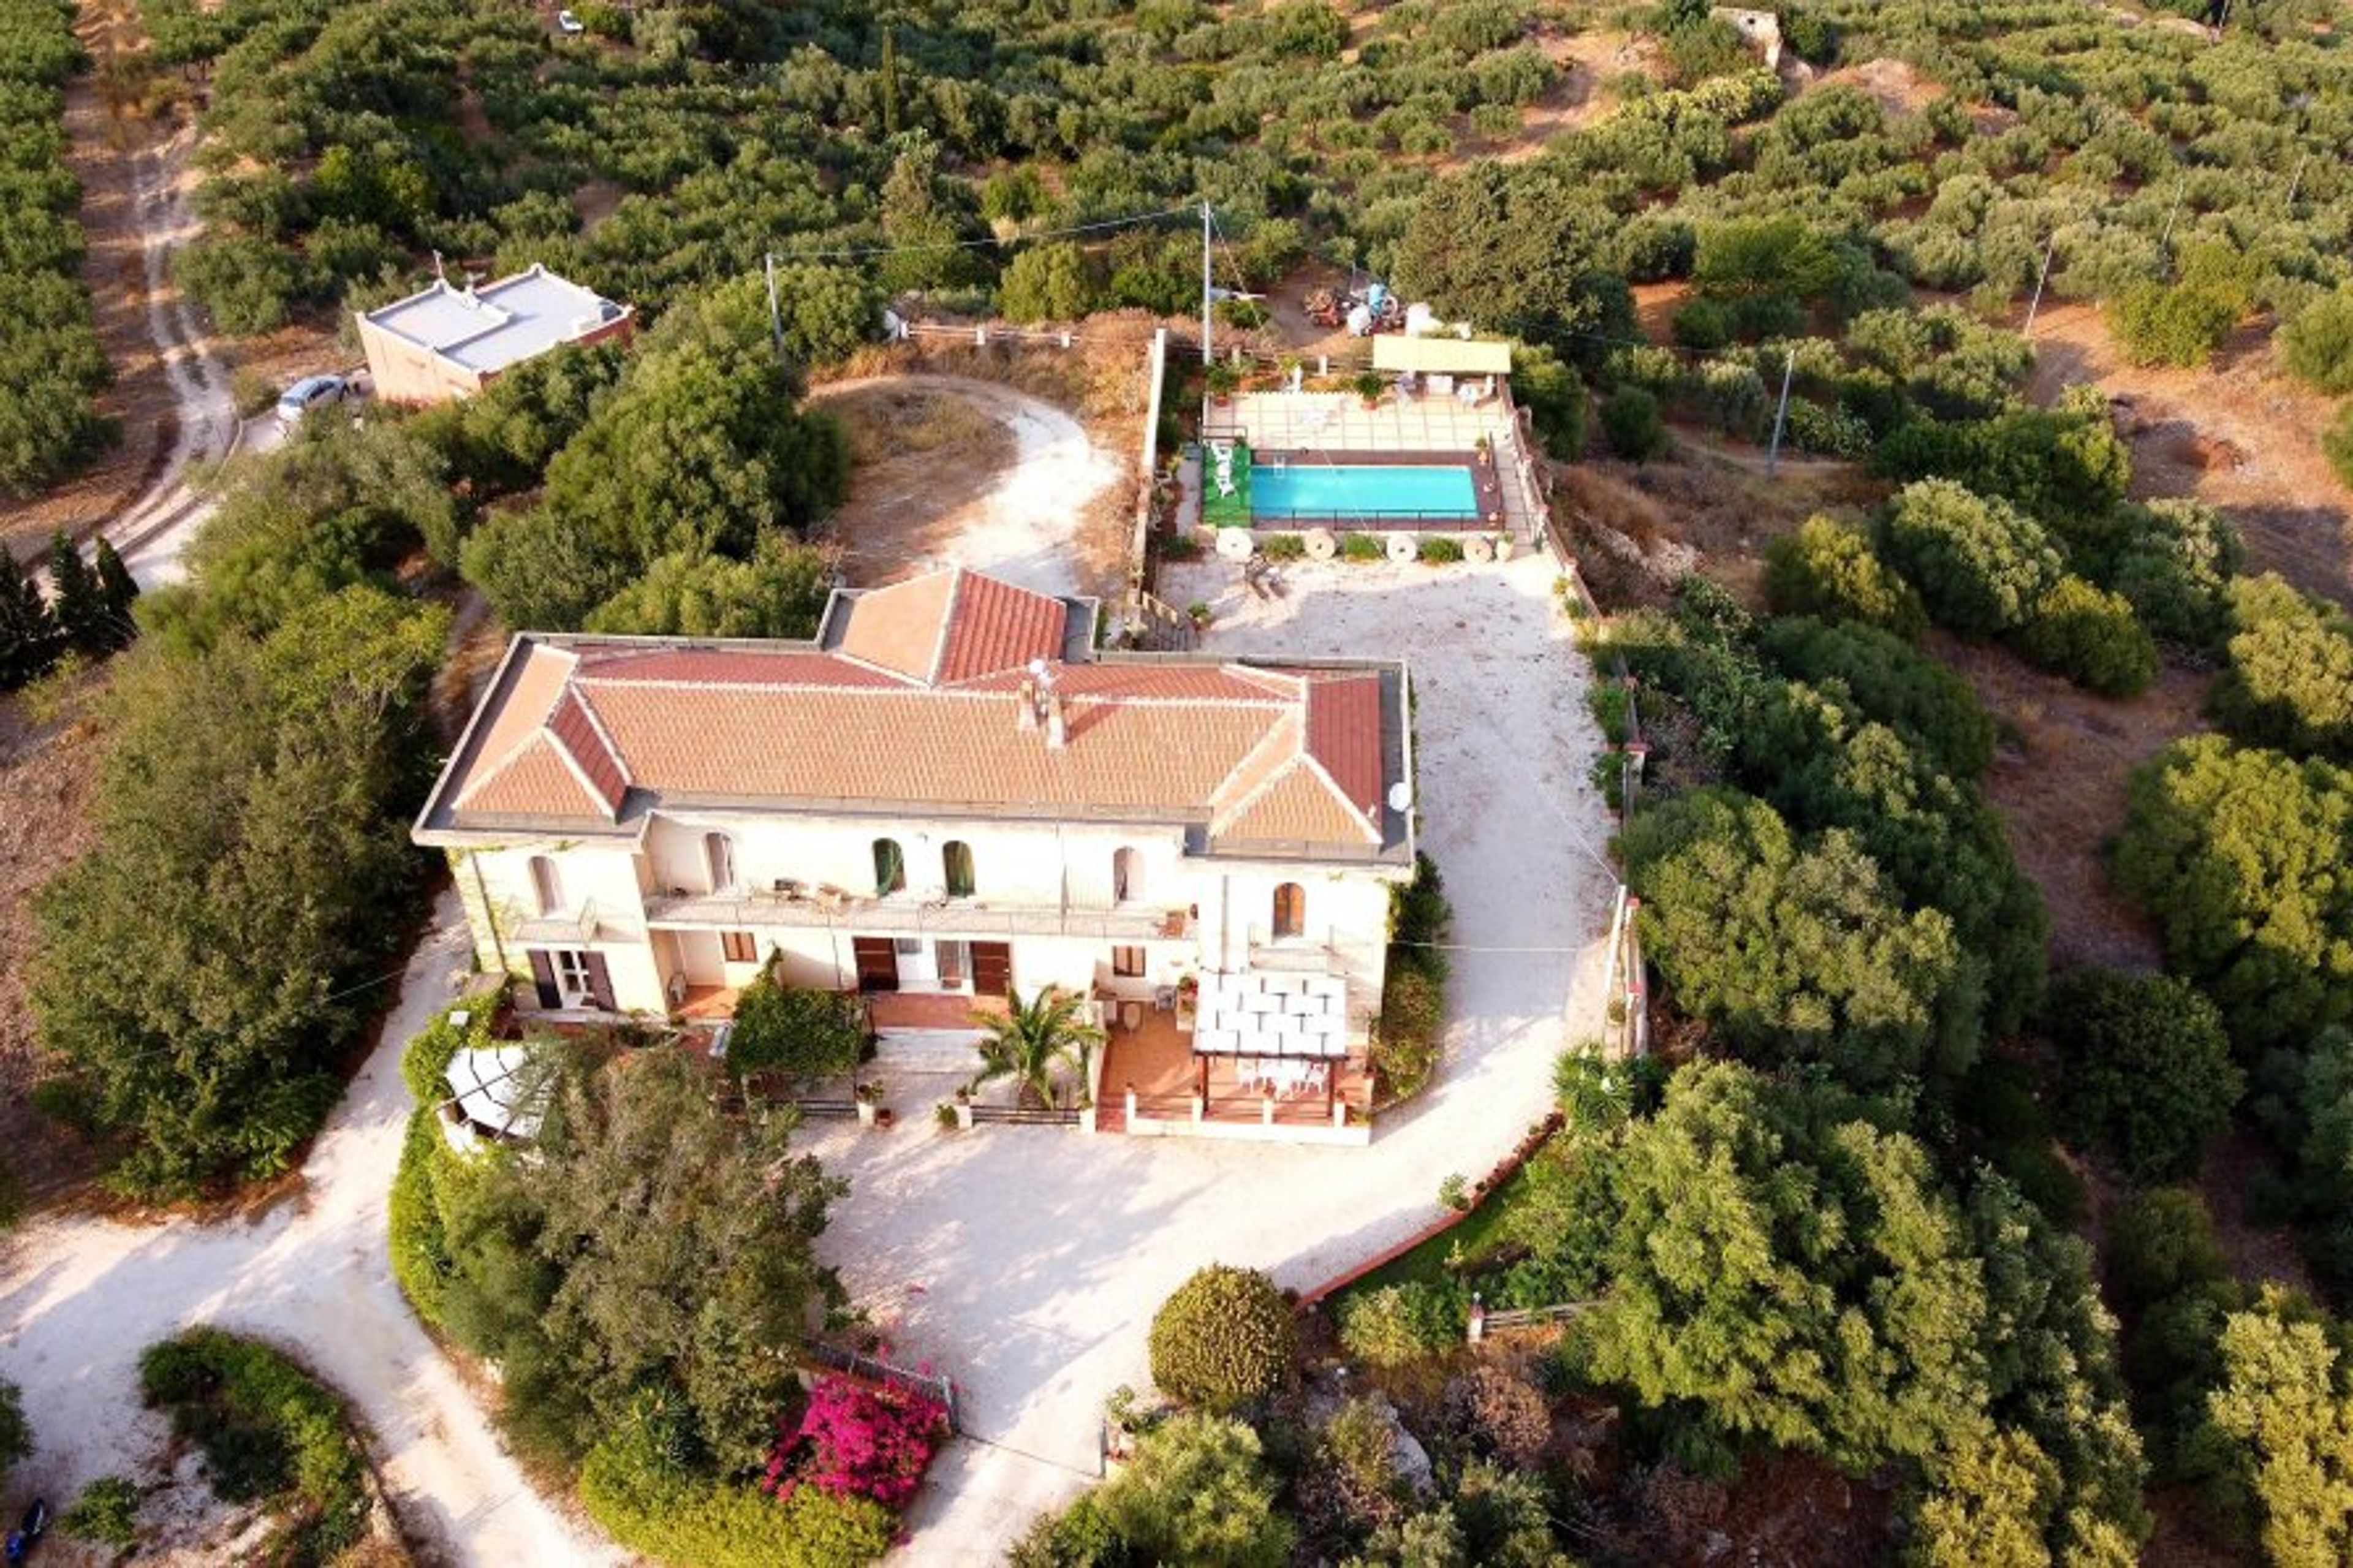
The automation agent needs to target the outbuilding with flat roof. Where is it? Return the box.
[356,263,632,406]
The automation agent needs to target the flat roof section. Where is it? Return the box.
[362,264,628,376]
[1372,335,1515,376]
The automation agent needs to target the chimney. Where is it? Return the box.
[1045,692,1067,749]
[1017,678,1039,730]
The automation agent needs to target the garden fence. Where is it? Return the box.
[809,1343,961,1434]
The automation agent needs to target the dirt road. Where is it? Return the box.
[0,889,620,1566]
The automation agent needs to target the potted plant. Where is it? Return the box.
[855,1081,884,1127]
[934,1101,958,1131]
[1353,370,1384,407]
[1475,434,1493,466]
[1205,363,1241,403]
[953,1085,975,1131]
[1187,600,1214,631]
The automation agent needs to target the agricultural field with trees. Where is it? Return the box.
[4,0,2353,1561]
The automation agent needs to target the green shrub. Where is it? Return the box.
[0,1378,26,1493]
[2279,289,2353,394]
[137,1330,371,1565]
[1008,1493,1125,1567]
[1096,1413,1292,1567]
[2050,971,2243,1182]
[1338,1283,1464,1367]
[728,960,868,1079]
[1374,967,1445,1103]
[1341,532,1384,561]
[1258,532,1306,561]
[2109,281,2242,369]
[401,996,496,1106]
[2107,1188,2228,1315]
[2109,498,2242,650]
[1880,479,2063,639]
[2211,574,2353,761]
[61,1475,142,1550]
[1762,515,1928,638]
[2326,400,2353,490]
[580,1397,893,1568]
[1599,385,1666,461]
[1756,616,1994,777]
[1148,1265,1297,1413]
[388,1110,454,1328]
[1418,536,1463,563]
[175,234,313,336]
[1510,343,1586,460]
[2018,575,2158,696]
[1670,297,1732,349]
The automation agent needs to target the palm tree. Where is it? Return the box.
[969,985,1105,1110]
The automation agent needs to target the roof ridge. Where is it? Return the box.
[1292,747,1382,839]
[454,645,578,803]
[561,686,632,794]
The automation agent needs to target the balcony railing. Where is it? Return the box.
[513,900,601,945]
[645,885,1193,943]
[1245,924,1344,974]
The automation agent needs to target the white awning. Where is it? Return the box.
[441,1045,545,1147]
[1191,971,1350,1058]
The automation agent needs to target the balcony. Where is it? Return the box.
[643,884,1194,943]
[513,900,602,945]
[1245,924,1344,974]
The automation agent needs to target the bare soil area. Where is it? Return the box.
[820,328,1158,596]
[2026,300,2353,607]
[1811,56,1946,117]
[808,383,1021,579]
[0,680,109,1206]
[1931,639,2200,972]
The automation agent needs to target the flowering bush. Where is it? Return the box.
[765,1374,949,1512]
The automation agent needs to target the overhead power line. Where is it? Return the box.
[767,202,1199,262]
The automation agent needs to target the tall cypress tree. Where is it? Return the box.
[0,549,59,688]
[92,536,140,649]
[45,530,110,657]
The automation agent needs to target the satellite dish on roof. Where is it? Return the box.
[1028,657,1056,690]
[1387,782,1412,814]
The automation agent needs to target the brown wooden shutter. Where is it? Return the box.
[528,950,560,1010]
[584,951,616,1012]
[971,942,1012,998]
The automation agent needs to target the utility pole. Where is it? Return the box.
[1200,200,1214,368]
[1765,346,1795,477]
[2160,178,2186,256]
[2287,151,2310,209]
[763,252,786,365]
[2023,230,2059,337]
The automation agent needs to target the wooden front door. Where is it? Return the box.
[970,941,1012,998]
[852,936,900,992]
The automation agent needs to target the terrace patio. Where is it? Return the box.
[1096,1001,1370,1141]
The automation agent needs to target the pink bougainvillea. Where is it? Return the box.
[764,1374,949,1512]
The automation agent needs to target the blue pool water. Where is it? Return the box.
[1251,462,1479,521]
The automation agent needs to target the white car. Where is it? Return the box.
[275,374,347,427]
[556,9,584,33]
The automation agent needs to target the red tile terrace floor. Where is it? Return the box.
[1098,1008,1366,1132]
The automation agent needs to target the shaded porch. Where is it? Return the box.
[1097,1004,1370,1135]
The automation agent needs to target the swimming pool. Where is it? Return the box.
[1251,462,1479,521]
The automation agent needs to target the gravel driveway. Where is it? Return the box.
[813,551,1617,1562]
[0,888,618,1566]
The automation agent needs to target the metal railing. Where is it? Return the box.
[643,887,1191,942]
[808,1344,960,1433]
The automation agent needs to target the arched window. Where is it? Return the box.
[942,839,976,898]
[529,855,564,917]
[703,831,737,894]
[1272,882,1306,939]
[1112,846,1142,904]
[873,838,906,896]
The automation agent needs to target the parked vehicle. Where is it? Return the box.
[4,1498,49,1566]
[556,9,585,33]
[274,374,347,427]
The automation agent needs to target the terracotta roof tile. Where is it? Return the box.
[837,572,957,681]
[936,572,1068,685]
[1212,760,1382,848]
[1305,674,1385,819]
[419,570,1405,857]
[549,689,629,812]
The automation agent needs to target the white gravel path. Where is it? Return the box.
[813,553,1618,1562]
[812,373,1124,597]
[0,888,619,1566]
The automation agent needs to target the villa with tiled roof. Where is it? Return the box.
[415,567,1414,1128]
